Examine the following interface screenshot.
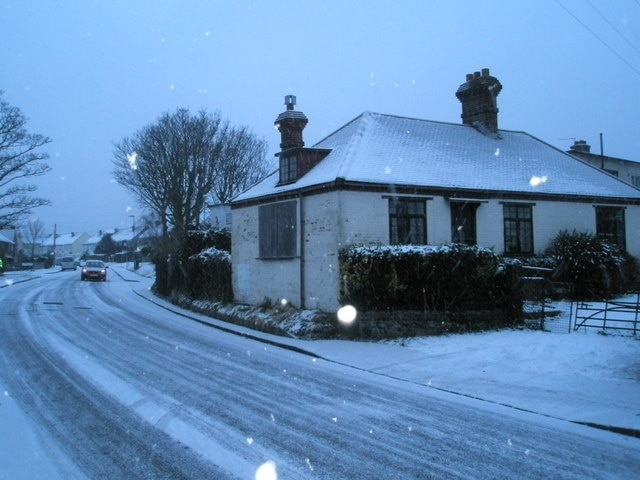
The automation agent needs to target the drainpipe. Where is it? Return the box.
[298,194,305,309]
[599,133,604,169]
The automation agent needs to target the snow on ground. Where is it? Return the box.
[1,265,639,479]
[120,263,639,434]
[308,329,640,432]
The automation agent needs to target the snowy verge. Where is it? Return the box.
[117,264,640,437]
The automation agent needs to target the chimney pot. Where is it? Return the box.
[473,71,481,79]
[285,95,296,110]
[466,73,473,81]
[570,139,591,153]
[481,68,490,76]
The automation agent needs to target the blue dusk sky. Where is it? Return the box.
[2,0,639,235]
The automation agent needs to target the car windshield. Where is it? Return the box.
[85,261,104,268]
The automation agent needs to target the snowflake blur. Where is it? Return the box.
[529,175,548,187]
[255,460,277,480]
[337,305,357,325]
[126,152,138,170]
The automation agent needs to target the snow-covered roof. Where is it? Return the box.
[84,227,147,246]
[84,232,105,245]
[234,112,640,203]
[42,232,88,247]
[0,232,14,244]
[111,228,136,242]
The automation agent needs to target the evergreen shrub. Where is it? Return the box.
[545,230,638,298]
[184,227,231,256]
[339,243,519,315]
[185,247,233,302]
[152,227,232,298]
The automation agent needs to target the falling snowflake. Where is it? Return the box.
[305,458,314,471]
[127,152,138,171]
[529,175,548,187]
[255,460,277,480]
[337,305,357,325]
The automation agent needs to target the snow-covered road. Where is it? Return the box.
[1,269,639,479]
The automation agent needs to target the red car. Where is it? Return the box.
[81,260,108,281]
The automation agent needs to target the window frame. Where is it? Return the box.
[502,203,534,255]
[388,197,427,245]
[278,155,297,184]
[595,205,626,250]
[450,201,479,245]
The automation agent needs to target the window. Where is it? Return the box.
[259,200,297,258]
[278,155,297,184]
[389,198,426,244]
[450,202,477,245]
[595,206,625,249]
[631,175,640,188]
[503,204,533,255]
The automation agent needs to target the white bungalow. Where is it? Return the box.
[41,231,90,259]
[231,69,640,312]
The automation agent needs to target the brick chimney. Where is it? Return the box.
[455,68,502,133]
[274,95,308,151]
[569,139,591,153]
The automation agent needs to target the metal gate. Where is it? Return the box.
[573,294,640,335]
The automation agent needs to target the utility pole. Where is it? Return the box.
[52,224,57,266]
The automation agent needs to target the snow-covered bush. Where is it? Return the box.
[545,230,638,298]
[185,247,233,301]
[339,243,518,315]
[152,226,232,298]
[184,227,231,256]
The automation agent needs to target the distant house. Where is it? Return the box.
[41,232,90,259]
[0,229,17,267]
[111,227,140,251]
[208,203,232,229]
[567,139,640,189]
[231,69,640,312]
[84,227,148,256]
[83,231,105,256]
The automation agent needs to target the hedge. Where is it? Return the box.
[339,243,520,316]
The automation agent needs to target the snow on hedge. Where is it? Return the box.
[189,247,231,263]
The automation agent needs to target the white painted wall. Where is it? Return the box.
[233,191,640,312]
[232,202,301,307]
[208,204,232,229]
[626,206,640,257]
[300,193,341,310]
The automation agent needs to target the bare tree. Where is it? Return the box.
[0,92,51,228]
[113,108,227,239]
[210,125,270,204]
[22,217,47,259]
[113,107,270,236]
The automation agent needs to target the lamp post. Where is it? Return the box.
[129,215,136,265]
